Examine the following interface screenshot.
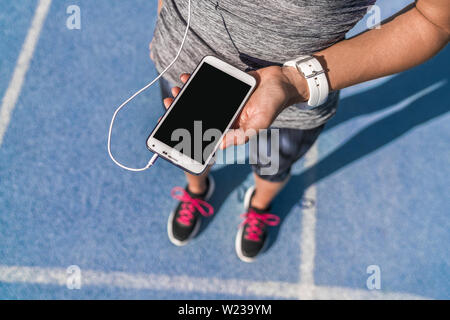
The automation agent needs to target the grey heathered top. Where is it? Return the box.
[151,0,376,129]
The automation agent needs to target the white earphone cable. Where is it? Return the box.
[107,0,191,171]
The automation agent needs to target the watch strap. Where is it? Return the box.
[283,55,329,109]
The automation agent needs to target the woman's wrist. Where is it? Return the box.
[280,66,310,106]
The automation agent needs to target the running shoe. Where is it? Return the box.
[235,186,280,262]
[167,175,215,246]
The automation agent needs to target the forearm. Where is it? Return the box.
[313,2,449,92]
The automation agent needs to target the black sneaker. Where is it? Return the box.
[235,186,280,262]
[167,175,215,246]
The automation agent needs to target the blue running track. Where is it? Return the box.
[0,0,448,299]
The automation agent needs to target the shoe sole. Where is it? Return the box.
[235,226,255,263]
[167,175,215,246]
[235,186,255,262]
[243,185,255,211]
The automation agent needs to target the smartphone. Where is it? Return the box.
[147,55,257,175]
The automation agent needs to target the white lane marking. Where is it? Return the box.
[298,142,319,291]
[0,0,52,146]
[313,286,430,300]
[0,265,428,299]
[0,265,300,299]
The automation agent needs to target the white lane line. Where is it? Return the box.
[298,142,319,292]
[313,286,429,300]
[0,265,428,299]
[0,265,300,299]
[0,0,52,146]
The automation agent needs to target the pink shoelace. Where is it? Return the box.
[240,210,280,242]
[171,187,214,226]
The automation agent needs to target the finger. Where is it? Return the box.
[180,73,190,84]
[220,129,249,149]
[171,86,181,97]
[163,97,173,109]
[221,130,246,149]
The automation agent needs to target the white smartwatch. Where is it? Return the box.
[283,55,329,109]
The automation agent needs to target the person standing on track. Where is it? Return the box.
[150,0,449,262]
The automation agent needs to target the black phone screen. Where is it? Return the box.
[153,62,252,164]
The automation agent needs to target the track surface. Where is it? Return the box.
[0,0,448,299]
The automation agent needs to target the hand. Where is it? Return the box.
[162,66,309,149]
[220,66,309,149]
